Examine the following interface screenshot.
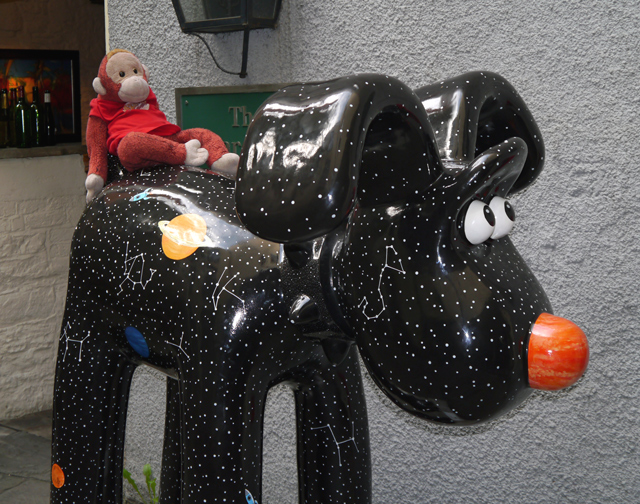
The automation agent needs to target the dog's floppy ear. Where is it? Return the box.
[236,74,441,243]
[415,71,545,194]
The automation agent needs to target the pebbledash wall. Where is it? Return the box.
[110,0,638,502]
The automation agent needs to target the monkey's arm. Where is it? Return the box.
[86,115,109,203]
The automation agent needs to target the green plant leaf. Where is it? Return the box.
[150,478,158,502]
[143,464,154,498]
[123,468,147,503]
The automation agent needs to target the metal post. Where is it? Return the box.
[240,28,250,78]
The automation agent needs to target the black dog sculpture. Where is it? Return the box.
[50,72,588,503]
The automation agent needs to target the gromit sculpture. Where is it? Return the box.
[51,71,589,503]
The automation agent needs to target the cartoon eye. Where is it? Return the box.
[133,68,138,74]
[119,71,125,77]
[463,200,496,245]
[488,196,515,239]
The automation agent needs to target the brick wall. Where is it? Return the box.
[0,155,86,420]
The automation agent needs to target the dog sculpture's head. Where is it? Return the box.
[237,72,588,425]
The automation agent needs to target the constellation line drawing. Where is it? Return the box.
[165,332,190,360]
[212,266,245,311]
[359,245,406,320]
[311,422,359,467]
[119,241,157,294]
[59,322,91,362]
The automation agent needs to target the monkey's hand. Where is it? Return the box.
[86,115,109,204]
[85,174,104,204]
[184,139,209,166]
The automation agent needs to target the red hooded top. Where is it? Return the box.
[89,89,181,154]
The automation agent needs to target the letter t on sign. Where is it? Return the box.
[229,106,254,127]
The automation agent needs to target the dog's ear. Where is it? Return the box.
[415,71,545,194]
[236,74,442,243]
[458,136,529,202]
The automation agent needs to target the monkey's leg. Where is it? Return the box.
[117,131,188,170]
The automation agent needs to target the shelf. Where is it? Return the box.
[0,143,86,160]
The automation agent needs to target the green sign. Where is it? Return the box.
[175,84,285,155]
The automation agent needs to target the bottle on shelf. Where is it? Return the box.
[0,89,9,148]
[43,90,56,146]
[8,88,17,148]
[14,86,31,148]
[29,86,44,147]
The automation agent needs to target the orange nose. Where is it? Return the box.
[528,313,589,390]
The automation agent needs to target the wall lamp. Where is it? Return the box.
[171,0,282,78]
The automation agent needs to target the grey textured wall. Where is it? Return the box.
[106,0,640,502]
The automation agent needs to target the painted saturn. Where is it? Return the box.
[158,214,215,260]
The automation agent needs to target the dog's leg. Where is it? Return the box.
[293,345,372,504]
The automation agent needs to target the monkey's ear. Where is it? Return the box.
[93,77,107,96]
[142,64,149,80]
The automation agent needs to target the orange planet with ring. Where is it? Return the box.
[159,214,213,260]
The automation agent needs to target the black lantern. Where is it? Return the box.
[171,0,282,78]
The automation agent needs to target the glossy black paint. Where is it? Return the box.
[334,137,550,423]
[52,72,552,503]
[236,74,441,243]
[52,168,370,504]
[416,71,545,192]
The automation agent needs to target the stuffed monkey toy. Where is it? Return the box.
[85,49,239,203]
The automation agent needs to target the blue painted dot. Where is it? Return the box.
[125,326,149,358]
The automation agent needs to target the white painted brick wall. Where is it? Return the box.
[0,155,86,421]
[1,0,105,420]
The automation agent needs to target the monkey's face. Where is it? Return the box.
[105,52,149,103]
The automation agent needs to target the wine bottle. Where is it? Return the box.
[0,89,8,148]
[8,88,17,148]
[43,90,56,146]
[29,86,44,147]
[14,86,31,148]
